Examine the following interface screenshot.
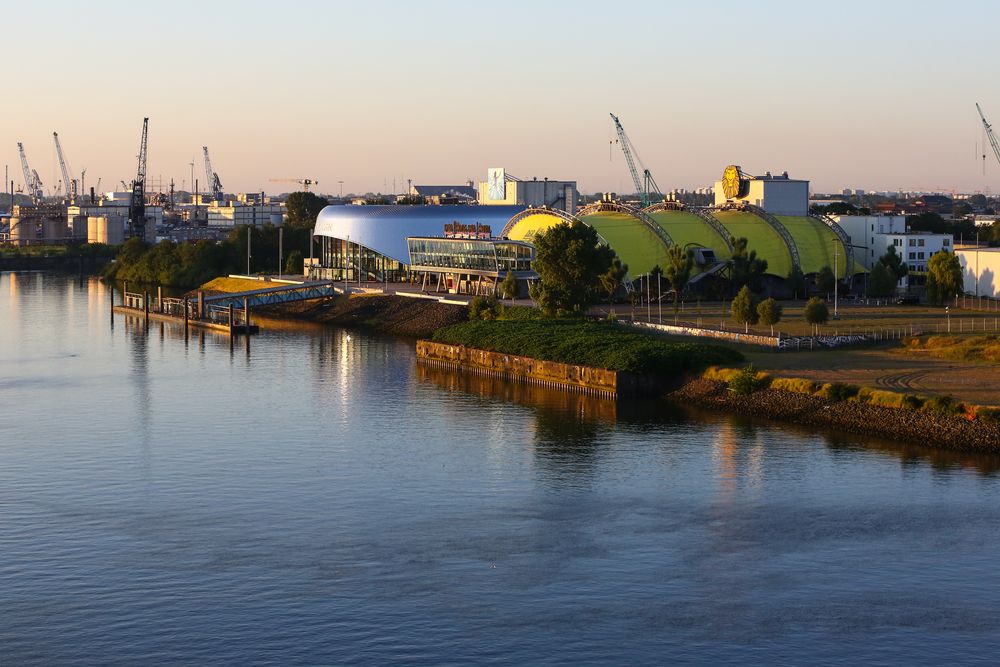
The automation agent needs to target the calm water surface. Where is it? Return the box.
[2,273,1000,666]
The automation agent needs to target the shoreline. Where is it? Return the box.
[669,377,1000,452]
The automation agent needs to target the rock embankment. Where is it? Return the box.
[260,294,468,338]
[671,378,1000,451]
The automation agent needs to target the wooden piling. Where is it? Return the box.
[143,290,149,326]
[183,296,190,338]
[229,303,235,336]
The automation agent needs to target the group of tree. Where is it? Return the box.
[729,286,784,334]
[925,250,964,305]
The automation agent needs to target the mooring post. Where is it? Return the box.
[183,296,190,339]
[157,286,162,313]
[197,291,205,319]
[123,280,128,306]
[143,290,149,327]
[244,297,250,332]
[229,303,235,337]
[109,280,114,326]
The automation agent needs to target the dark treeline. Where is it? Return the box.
[104,223,313,288]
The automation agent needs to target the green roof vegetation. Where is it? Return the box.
[711,210,793,278]
[580,211,669,277]
[646,210,732,265]
[431,319,743,376]
[775,216,846,276]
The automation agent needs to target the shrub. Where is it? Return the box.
[820,382,860,402]
[975,406,1000,423]
[468,295,499,321]
[901,394,924,410]
[856,387,906,408]
[703,366,742,382]
[771,377,817,395]
[606,311,618,323]
[921,395,964,417]
[497,305,543,321]
[728,364,772,395]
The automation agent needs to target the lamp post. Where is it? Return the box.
[946,306,951,333]
[833,242,839,318]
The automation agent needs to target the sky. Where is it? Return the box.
[4,0,1000,197]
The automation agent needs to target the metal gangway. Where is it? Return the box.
[201,280,338,310]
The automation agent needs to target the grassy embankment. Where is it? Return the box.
[431,319,743,376]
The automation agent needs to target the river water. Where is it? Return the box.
[2,272,999,666]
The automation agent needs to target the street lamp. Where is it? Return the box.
[946,306,951,333]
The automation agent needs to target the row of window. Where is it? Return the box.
[890,237,950,247]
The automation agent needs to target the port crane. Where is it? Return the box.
[53,132,77,203]
[610,113,662,207]
[977,103,1000,176]
[269,178,318,192]
[128,117,149,240]
[16,142,44,202]
[203,146,223,201]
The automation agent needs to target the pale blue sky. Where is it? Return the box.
[4,0,1000,196]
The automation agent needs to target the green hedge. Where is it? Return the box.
[431,320,743,376]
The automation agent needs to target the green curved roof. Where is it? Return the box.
[578,211,670,277]
[711,209,793,278]
[775,216,846,276]
[646,210,732,262]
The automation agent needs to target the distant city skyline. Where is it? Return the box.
[4,0,1000,197]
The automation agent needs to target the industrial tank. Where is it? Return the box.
[42,218,67,242]
[70,215,88,240]
[8,217,33,245]
[88,216,125,245]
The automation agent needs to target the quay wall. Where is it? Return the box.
[415,341,668,398]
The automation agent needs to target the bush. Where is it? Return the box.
[728,364,772,395]
[820,382,860,402]
[856,387,906,408]
[771,377,817,395]
[703,366,742,382]
[921,395,964,417]
[975,406,1000,423]
[901,394,924,410]
[497,305,544,321]
[468,295,499,321]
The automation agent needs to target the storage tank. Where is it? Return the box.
[42,218,67,242]
[87,216,103,244]
[88,216,124,244]
[70,215,88,240]
[144,218,157,243]
[8,217,33,245]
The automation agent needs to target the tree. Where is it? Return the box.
[787,265,806,300]
[284,249,303,275]
[529,220,614,315]
[663,244,693,313]
[600,256,629,304]
[810,201,858,216]
[867,262,897,297]
[925,250,964,306]
[756,297,783,336]
[500,271,518,300]
[284,191,330,226]
[879,245,908,282]
[804,296,829,334]
[730,285,759,333]
[815,265,836,296]
[729,237,768,294]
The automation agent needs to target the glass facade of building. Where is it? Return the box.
[407,237,533,274]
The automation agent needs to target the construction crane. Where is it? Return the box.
[609,113,662,207]
[268,178,318,192]
[977,103,1000,176]
[128,117,149,240]
[202,146,223,201]
[53,132,77,203]
[16,142,44,203]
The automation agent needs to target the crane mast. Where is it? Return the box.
[610,113,662,207]
[977,103,1000,172]
[16,142,43,202]
[203,146,223,201]
[53,132,76,203]
[128,118,149,240]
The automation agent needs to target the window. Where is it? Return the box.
[943,238,950,246]
[909,252,916,260]
[909,239,917,247]
[893,238,902,247]
[918,239,925,247]
[918,252,925,259]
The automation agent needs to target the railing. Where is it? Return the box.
[124,291,145,309]
[687,207,737,254]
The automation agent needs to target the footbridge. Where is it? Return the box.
[202,280,339,309]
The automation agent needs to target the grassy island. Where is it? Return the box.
[431,319,743,376]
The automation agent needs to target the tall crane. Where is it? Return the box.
[53,132,77,203]
[609,112,662,207]
[977,103,1000,175]
[128,117,149,240]
[269,178,318,192]
[16,142,43,202]
[202,146,223,201]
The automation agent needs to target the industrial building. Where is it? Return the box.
[833,214,953,289]
[206,201,284,227]
[957,246,1000,299]
[477,168,577,215]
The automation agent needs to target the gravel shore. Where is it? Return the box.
[670,378,1000,451]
